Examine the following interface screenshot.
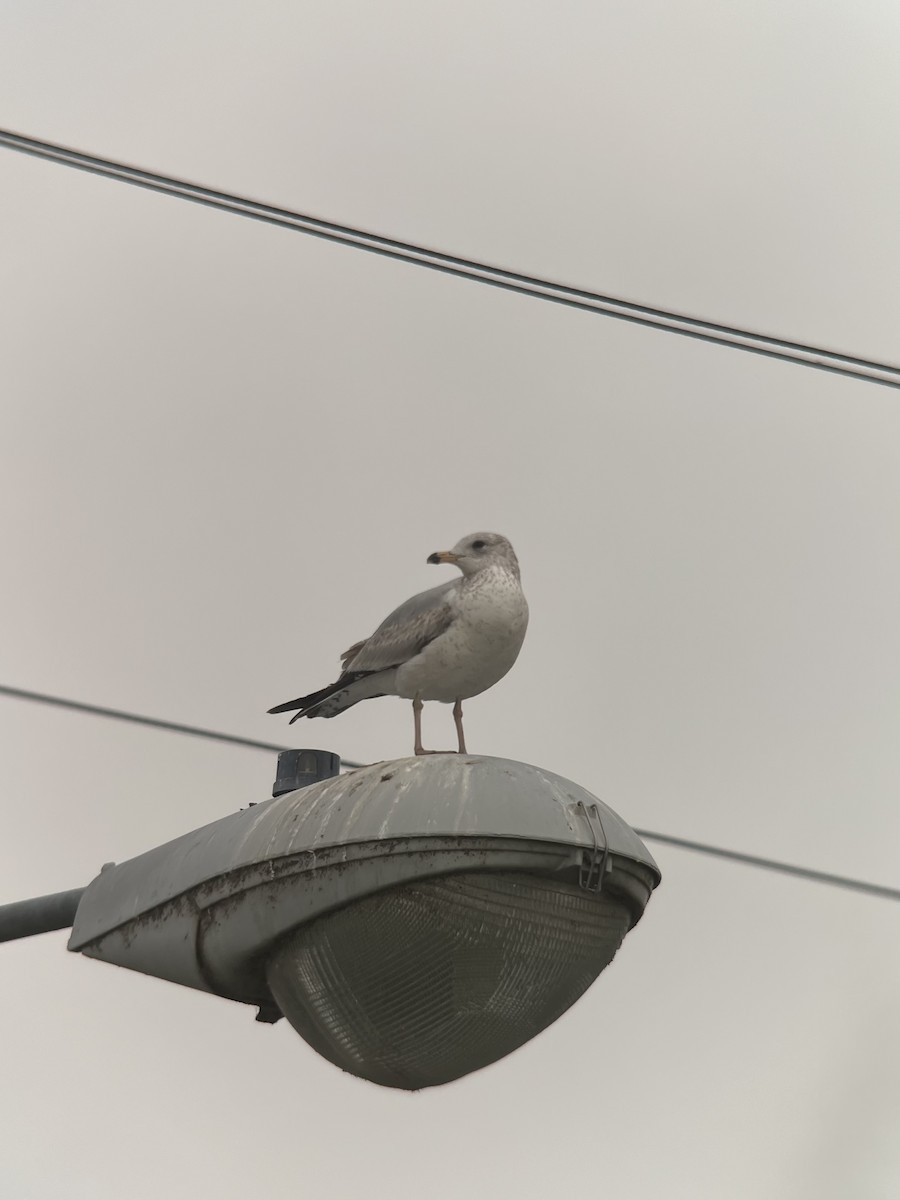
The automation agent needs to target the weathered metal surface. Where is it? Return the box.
[68,755,660,1004]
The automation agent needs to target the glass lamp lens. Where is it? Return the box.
[266,871,630,1089]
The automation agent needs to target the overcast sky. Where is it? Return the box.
[2,2,899,1198]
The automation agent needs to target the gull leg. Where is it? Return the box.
[413,695,453,755]
[415,691,453,753]
[413,695,430,756]
[453,699,467,755]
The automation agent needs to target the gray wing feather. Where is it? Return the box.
[341,579,459,673]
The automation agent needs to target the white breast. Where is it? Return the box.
[396,567,529,703]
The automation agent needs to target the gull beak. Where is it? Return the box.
[427,550,458,565]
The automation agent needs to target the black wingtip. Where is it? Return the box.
[267,698,304,715]
[268,677,353,721]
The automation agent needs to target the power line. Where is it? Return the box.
[2,127,899,391]
[0,684,304,759]
[634,830,900,902]
[2,683,898,902]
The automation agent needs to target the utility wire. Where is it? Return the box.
[2,127,899,391]
[0,684,306,759]
[633,830,900,902]
[3,683,898,902]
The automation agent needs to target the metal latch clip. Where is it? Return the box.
[576,801,610,892]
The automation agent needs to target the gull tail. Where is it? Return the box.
[267,670,395,722]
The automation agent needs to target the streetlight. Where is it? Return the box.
[5,752,660,1089]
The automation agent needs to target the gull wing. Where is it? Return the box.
[341,579,459,673]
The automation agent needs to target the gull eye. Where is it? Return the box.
[471,539,486,551]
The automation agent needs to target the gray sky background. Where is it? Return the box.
[1,2,899,1197]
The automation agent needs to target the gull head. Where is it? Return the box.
[427,531,520,578]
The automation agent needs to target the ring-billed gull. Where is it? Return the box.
[268,531,528,755]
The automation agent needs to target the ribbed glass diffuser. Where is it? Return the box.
[266,871,631,1089]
